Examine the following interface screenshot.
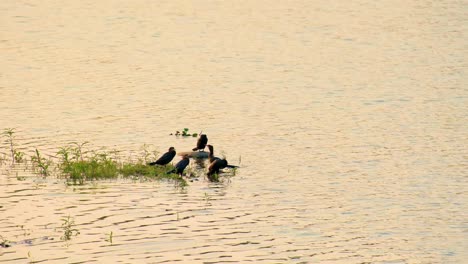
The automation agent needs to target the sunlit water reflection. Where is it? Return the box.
[1,0,467,263]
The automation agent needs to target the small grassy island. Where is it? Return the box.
[1,128,237,187]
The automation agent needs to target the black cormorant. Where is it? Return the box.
[148,147,176,166]
[207,158,228,181]
[192,134,208,151]
[207,144,219,163]
[168,155,190,176]
[207,144,239,169]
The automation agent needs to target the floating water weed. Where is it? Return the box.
[60,215,79,241]
[171,128,198,137]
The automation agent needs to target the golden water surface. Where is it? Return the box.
[1,0,467,263]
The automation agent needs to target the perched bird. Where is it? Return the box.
[192,134,208,151]
[168,155,190,176]
[207,144,239,168]
[207,158,228,181]
[148,147,176,166]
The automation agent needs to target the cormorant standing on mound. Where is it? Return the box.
[148,147,176,166]
[207,158,228,180]
[168,155,190,176]
[192,134,208,151]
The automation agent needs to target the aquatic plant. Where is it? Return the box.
[60,215,80,241]
[57,145,188,186]
[57,146,72,167]
[0,153,5,165]
[0,133,225,187]
[27,251,35,264]
[207,172,220,182]
[31,149,51,176]
[17,224,31,237]
[60,151,119,185]
[70,141,89,161]
[119,161,167,177]
[165,172,188,188]
[139,144,159,164]
[105,231,113,245]
[16,174,26,181]
[0,235,11,248]
[2,128,25,165]
[203,192,212,206]
[14,150,25,163]
[2,128,16,165]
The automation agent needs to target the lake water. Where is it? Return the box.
[1,0,467,263]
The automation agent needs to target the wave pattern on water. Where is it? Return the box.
[1,0,467,263]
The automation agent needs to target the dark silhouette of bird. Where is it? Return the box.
[192,134,208,151]
[207,144,239,168]
[207,144,219,163]
[207,158,228,181]
[168,155,190,176]
[148,147,176,166]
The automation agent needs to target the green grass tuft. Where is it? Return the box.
[58,150,187,186]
